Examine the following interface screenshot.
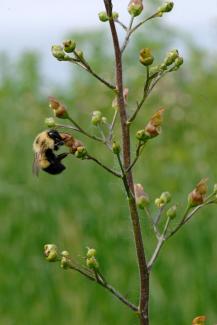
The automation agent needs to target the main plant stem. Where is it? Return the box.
[104,1,149,324]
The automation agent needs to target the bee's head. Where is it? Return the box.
[48,129,64,149]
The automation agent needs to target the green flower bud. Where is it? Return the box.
[86,248,96,258]
[44,244,59,262]
[76,50,84,60]
[112,12,119,20]
[86,256,98,269]
[139,48,154,66]
[61,250,70,257]
[174,56,184,68]
[136,129,148,141]
[60,256,70,269]
[75,146,87,159]
[112,142,121,155]
[155,198,164,208]
[128,0,143,17]
[158,1,174,13]
[63,40,76,53]
[164,49,179,66]
[166,205,177,219]
[160,191,172,204]
[102,117,107,124]
[45,117,56,128]
[159,63,167,71]
[149,65,161,76]
[51,45,67,61]
[213,184,217,194]
[98,11,109,22]
[91,110,102,126]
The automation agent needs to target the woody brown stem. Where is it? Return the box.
[104,1,150,324]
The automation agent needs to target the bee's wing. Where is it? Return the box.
[32,152,41,176]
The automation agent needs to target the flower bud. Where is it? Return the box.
[139,48,154,66]
[136,129,148,142]
[188,178,208,207]
[44,244,58,262]
[174,56,184,68]
[60,256,70,269]
[128,0,143,17]
[48,96,69,119]
[86,248,96,258]
[63,40,76,53]
[155,198,164,208]
[61,250,70,257]
[164,49,179,66]
[158,1,174,13]
[86,256,98,269]
[134,184,150,209]
[98,11,109,22]
[76,50,84,60]
[213,184,217,194]
[192,316,206,325]
[112,12,119,20]
[75,146,87,159]
[112,142,121,155]
[91,110,102,126]
[102,117,107,124]
[45,117,56,128]
[51,45,67,61]
[160,191,171,204]
[145,108,165,138]
[166,205,177,219]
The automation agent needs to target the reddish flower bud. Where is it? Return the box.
[48,96,69,119]
[134,184,150,209]
[128,0,143,17]
[188,178,208,207]
[145,108,165,138]
[192,316,206,325]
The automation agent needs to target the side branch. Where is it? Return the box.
[67,260,138,312]
[86,154,122,178]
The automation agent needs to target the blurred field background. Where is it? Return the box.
[0,1,217,325]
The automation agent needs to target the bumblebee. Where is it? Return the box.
[33,129,68,176]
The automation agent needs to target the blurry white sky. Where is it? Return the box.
[1,0,217,82]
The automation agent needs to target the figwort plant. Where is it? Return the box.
[37,1,214,324]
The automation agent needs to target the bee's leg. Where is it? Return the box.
[56,153,68,161]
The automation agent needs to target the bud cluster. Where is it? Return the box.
[136,108,165,142]
[188,178,208,207]
[86,247,98,270]
[98,11,119,22]
[134,184,150,209]
[149,49,183,77]
[155,191,171,208]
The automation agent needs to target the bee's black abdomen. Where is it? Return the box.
[44,163,66,175]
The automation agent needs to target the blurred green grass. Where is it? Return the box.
[0,27,217,325]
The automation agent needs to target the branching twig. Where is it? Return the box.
[148,217,171,270]
[126,141,146,173]
[67,117,104,143]
[67,259,138,312]
[128,67,151,124]
[121,16,134,54]
[86,153,122,178]
[67,57,116,91]
[115,19,127,31]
